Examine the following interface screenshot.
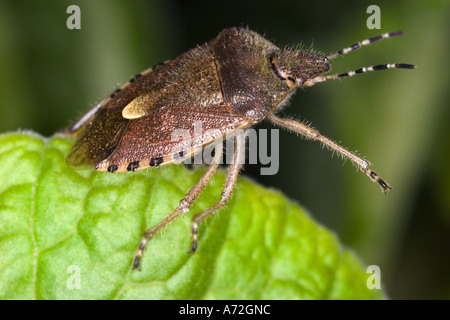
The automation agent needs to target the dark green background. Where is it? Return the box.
[0,0,448,299]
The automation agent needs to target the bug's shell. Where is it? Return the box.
[66,28,302,172]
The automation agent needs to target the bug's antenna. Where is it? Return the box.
[327,31,405,60]
[303,31,416,87]
[305,63,416,86]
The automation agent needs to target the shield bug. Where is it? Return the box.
[65,28,415,270]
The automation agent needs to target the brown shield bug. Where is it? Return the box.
[65,28,415,270]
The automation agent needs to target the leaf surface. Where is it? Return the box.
[0,132,383,300]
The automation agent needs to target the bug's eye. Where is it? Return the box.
[269,57,300,88]
[277,67,301,88]
[269,56,286,82]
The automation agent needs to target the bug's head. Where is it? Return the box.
[271,49,330,89]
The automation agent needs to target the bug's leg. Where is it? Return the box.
[133,143,224,270]
[190,131,245,253]
[268,113,391,193]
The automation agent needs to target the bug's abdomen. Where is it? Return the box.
[95,105,250,173]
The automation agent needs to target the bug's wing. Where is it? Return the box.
[66,105,130,168]
[95,104,251,172]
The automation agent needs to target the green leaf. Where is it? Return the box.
[0,132,383,300]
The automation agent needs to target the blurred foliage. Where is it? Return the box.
[0,0,448,299]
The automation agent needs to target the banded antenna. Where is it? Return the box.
[305,31,416,86]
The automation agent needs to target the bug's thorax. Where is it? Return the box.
[210,28,331,121]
